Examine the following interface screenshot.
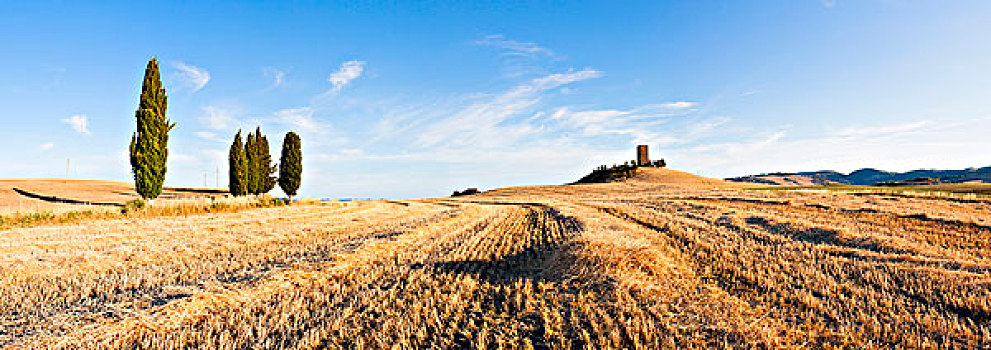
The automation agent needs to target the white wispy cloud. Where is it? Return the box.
[413,68,602,148]
[530,68,602,88]
[172,62,211,92]
[689,130,787,153]
[274,107,333,135]
[197,104,327,140]
[548,101,700,144]
[685,116,732,135]
[834,121,929,138]
[328,60,365,93]
[171,153,199,163]
[200,105,237,130]
[657,101,697,109]
[40,142,55,150]
[475,34,558,58]
[62,114,90,135]
[193,131,225,143]
[475,34,565,78]
[264,67,286,88]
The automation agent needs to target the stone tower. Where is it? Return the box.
[637,145,650,166]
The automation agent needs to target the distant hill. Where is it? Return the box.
[727,167,991,185]
[727,174,839,186]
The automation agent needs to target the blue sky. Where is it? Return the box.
[2,1,991,198]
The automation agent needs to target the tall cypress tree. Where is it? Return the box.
[279,132,302,201]
[257,129,278,193]
[244,127,277,195]
[228,130,247,196]
[244,129,259,194]
[129,58,174,200]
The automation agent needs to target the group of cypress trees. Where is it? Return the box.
[129,57,303,202]
[228,128,302,200]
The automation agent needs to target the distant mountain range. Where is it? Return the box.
[727,166,991,186]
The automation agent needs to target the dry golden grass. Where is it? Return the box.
[2,168,990,349]
[0,194,297,232]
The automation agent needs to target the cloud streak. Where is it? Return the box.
[475,34,565,78]
[549,101,700,144]
[193,131,225,143]
[412,68,602,148]
[62,114,90,135]
[200,105,237,130]
[274,107,334,136]
[328,60,365,94]
[172,62,211,92]
[834,121,929,138]
[476,34,558,59]
[264,67,286,89]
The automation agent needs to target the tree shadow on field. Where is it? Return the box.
[418,243,583,285]
[745,216,991,330]
[407,204,600,349]
[13,187,123,207]
[411,203,586,286]
[744,216,917,255]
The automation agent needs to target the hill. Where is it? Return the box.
[574,166,753,188]
[725,173,838,186]
[0,179,226,213]
[728,166,991,185]
[628,167,755,188]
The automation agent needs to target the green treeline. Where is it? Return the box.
[227,127,303,199]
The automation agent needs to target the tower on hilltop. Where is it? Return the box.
[637,145,650,166]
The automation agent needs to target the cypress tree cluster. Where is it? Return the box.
[228,130,248,196]
[227,128,304,198]
[278,132,302,201]
[243,127,277,195]
[129,58,175,200]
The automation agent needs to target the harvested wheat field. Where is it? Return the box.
[1,168,990,349]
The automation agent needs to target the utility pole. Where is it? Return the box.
[216,166,220,189]
[65,158,70,184]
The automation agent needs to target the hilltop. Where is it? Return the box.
[627,167,754,187]
[573,166,753,188]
